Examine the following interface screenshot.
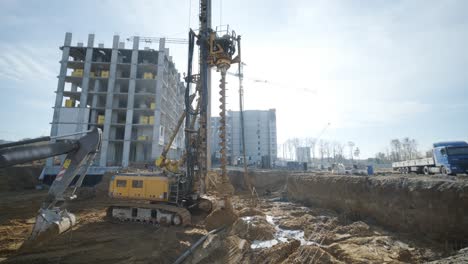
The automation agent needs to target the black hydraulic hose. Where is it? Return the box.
[173,226,225,264]
[185,29,197,189]
[185,30,198,116]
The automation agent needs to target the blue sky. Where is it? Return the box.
[0,0,467,158]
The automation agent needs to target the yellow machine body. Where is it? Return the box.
[109,175,170,202]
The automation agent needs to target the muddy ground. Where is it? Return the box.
[0,169,467,263]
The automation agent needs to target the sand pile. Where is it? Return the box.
[205,207,238,231]
[93,171,115,198]
[279,214,315,230]
[230,216,275,241]
[327,235,421,263]
[334,221,373,237]
[237,207,264,217]
[0,166,42,192]
[190,233,249,264]
[250,239,301,263]
[284,245,343,264]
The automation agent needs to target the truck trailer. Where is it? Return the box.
[392,141,468,176]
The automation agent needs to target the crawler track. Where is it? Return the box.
[107,202,191,226]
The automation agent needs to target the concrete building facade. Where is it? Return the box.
[210,109,277,168]
[296,147,311,163]
[45,33,185,175]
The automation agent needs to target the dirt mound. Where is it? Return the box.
[251,239,301,264]
[205,207,238,231]
[190,234,249,264]
[279,214,315,230]
[327,235,423,263]
[227,169,290,193]
[284,245,343,264]
[334,221,373,237]
[428,247,468,263]
[288,174,468,241]
[303,217,340,244]
[93,171,116,198]
[0,166,42,192]
[230,216,275,241]
[237,207,265,217]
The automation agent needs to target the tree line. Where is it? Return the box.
[373,137,424,163]
[279,137,360,163]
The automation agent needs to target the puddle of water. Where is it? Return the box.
[249,215,319,249]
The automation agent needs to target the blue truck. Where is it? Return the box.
[392,141,468,175]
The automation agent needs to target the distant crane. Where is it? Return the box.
[126,36,189,45]
[227,67,268,83]
[227,69,316,94]
[316,122,331,142]
[308,122,330,165]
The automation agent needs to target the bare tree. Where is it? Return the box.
[305,137,317,163]
[354,147,360,160]
[318,139,326,166]
[402,137,411,160]
[410,139,420,159]
[336,143,345,162]
[391,138,420,161]
[331,141,337,162]
[348,141,355,162]
[375,152,387,163]
[324,141,331,163]
[390,139,401,161]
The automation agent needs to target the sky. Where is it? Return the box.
[0,0,467,158]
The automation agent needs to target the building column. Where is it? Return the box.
[90,80,100,127]
[51,32,72,137]
[122,37,139,167]
[47,32,72,167]
[76,34,94,132]
[151,38,165,159]
[99,35,119,166]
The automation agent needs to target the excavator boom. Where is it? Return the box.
[0,128,102,245]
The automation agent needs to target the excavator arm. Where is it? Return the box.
[0,128,102,244]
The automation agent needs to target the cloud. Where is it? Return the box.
[0,43,56,84]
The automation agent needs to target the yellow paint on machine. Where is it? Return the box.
[109,175,170,202]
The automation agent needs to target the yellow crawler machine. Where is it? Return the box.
[107,174,192,226]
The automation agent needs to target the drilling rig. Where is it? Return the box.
[107,0,242,225]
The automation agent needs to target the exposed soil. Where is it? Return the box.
[288,173,468,243]
[229,194,447,264]
[0,169,466,263]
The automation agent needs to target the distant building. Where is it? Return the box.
[211,109,277,168]
[296,147,311,163]
[209,116,224,162]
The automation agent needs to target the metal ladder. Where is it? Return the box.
[168,175,181,204]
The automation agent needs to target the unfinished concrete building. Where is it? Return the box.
[44,33,185,175]
[210,109,277,168]
[296,147,311,163]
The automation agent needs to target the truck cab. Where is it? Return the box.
[433,141,468,175]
